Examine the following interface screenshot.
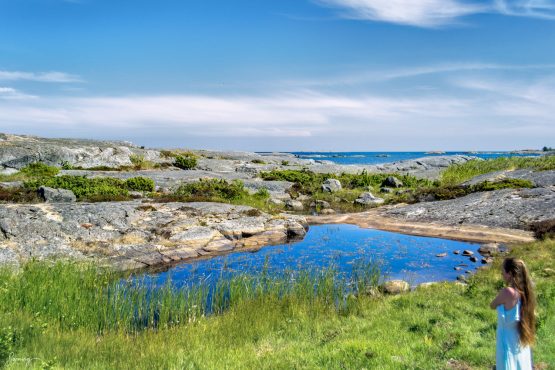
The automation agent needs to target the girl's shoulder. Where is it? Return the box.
[502,287,520,300]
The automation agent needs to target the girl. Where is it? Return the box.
[490,258,536,369]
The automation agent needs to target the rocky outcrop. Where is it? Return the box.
[0,201,308,271]
[0,133,163,169]
[383,185,555,231]
[322,178,342,193]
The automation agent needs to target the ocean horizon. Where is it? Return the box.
[282,151,541,166]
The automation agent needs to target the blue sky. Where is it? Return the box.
[1,0,555,151]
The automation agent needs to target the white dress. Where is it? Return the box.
[496,300,532,370]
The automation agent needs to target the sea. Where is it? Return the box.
[288,151,540,165]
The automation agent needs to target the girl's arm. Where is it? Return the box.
[490,288,510,309]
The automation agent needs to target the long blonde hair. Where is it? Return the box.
[502,258,536,346]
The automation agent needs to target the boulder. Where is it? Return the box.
[322,179,342,193]
[381,176,404,188]
[381,280,409,295]
[462,250,474,256]
[285,200,304,211]
[320,209,336,215]
[354,192,384,206]
[38,186,76,203]
[478,243,500,256]
[380,187,393,194]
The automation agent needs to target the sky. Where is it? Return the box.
[1,0,555,151]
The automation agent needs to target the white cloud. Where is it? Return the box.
[314,0,555,27]
[314,0,487,27]
[0,71,83,83]
[0,87,37,100]
[495,0,555,19]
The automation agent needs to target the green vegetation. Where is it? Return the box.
[23,176,156,202]
[174,154,197,170]
[125,176,155,192]
[0,163,60,183]
[154,179,277,212]
[542,146,553,152]
[440,156,555,186]
[0,238,553,369]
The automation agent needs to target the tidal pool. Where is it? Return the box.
[143,224,484,288]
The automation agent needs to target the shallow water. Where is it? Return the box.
[143,224,483,288]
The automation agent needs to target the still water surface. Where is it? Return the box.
[145,224,483,288]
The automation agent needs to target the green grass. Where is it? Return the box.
[440,156,555,186]
[0,238,553,369]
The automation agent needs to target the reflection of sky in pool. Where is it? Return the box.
[141,224,483,288]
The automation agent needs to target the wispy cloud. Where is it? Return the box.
[0,70,83,83]
[313,0,555,27]
[314,0,487,27]
[0,77,553,146]
[0,87,37,100]
[494,0,555,19]
[284,62,555,87]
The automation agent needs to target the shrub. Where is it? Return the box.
[125,177,155,192]
[281,160,289,166]
[174,154,197,170]
[254,188,270,199]
[260,169,319,185]
[470,178,534,192]
[174,179,246,200]
[529,219,555,239]
[160,150,177,158]
[251,159,265,164]
[25,175,129,200]
[20,162,59,178]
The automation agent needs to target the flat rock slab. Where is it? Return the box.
[462,169,555,188]
[383,187,555,230]
[0,201,308,271]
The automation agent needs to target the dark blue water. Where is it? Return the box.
[290,151,540,165]
[145,224,482,288]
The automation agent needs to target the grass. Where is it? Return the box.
[0,238,553,369]
[440,155,555,186]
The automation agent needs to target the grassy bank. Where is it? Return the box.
[0,239,553,369]
[440,155,555,185]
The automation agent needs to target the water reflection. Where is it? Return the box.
[142,224,483,288]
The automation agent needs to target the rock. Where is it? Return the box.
[436,253,447,257]
[38,186,76,203]
[268,198,284,206]
[381,280,409,295]
[0,201,308,271]
[417,282,437,289]
[383,182,555,231]
[0,168,19,176]
[321,179,342,193]
[462,250,474,256]
[453,250,460,255]
[320,209,336,215]
[478,243,500,256]
[380,187,393,194]
[469,256,478,263]
[381,176,404,188]
[203,238,235,252]
[354,192,384,206]
[310,200,331,209]
[454,267,462,271]
[481,257,493,264]
[456,275,467,282]
[0,181,23,189]
[285,200,304,211]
